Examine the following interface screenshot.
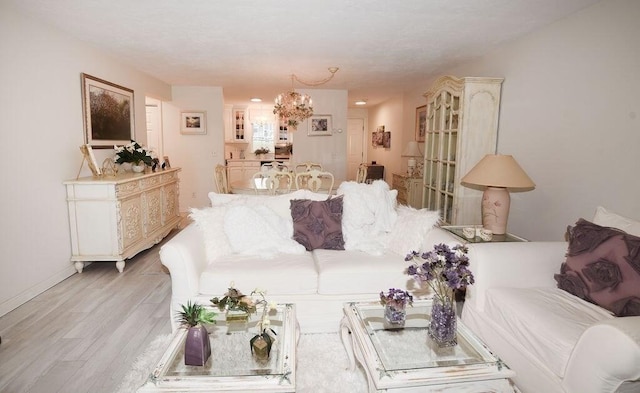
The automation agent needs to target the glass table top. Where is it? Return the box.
[351,301,499,372]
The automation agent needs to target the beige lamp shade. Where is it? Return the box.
[401,141,422,157]
[461,154,535,188]
[461,154,534,235]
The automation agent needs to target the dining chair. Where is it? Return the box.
[294,161,323,174]
[214,164,230,194]
[355,163,368,183]
[252,170,294,195]
[295,170,335,194]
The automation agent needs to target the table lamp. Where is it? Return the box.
[461,154,534,235]
[401,141,422,177]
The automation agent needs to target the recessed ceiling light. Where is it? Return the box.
[354,99,367,105]
[250,97,262,102]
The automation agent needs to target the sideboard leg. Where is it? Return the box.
[115,260,125,273]
[74,261,84,273]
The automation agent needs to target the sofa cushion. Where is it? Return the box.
[483,287,612,378]
[313,249,419,295]
[592,206,640,237]
[555,219,640,316]
[200,252,318,296]
[291,196,345,251]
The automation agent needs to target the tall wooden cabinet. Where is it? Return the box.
[421,76,503,225]
[64,168,181,273]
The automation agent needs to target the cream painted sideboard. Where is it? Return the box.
[64,168,181,273]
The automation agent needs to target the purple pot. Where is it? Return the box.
[184,325,211,366]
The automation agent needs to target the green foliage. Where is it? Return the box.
[176,301,217,328]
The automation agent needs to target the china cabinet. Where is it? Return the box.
[232,106,248,141]
[64,168,181,273]
[422,76,503,225]
[392,173,423,209]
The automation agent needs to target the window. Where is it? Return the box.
[251,121,275,152]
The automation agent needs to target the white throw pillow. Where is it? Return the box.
[337,180,398,255]
[189,206,233,263]
[385,205,441,256]
[223,205,305,258]
[592,206,640,237]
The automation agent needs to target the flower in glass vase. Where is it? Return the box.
[380,288,413,327]
[114,140,155,169]
[406,243,474,346]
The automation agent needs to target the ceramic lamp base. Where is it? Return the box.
[481,187,510,235]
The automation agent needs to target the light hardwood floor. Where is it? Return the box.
[0,229,181,393]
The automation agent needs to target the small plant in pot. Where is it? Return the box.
[249,289,278,362]
[177,301,216,366]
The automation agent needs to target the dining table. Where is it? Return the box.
[229,176,336,195]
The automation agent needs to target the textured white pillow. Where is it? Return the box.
[592,206,640,237]
[385,205,441,256]
[337,180,398,255]
[223,205,305,258]
[189,206,233,263]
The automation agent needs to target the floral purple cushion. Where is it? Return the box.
[290,196,345,251]
[554,218,640,316]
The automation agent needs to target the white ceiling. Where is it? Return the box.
[7,0,600,107]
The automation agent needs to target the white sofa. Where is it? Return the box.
[160,182,459,333]
[461,208,640,393]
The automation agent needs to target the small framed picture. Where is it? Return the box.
[162,156,171,170]
[415,105,427,142]
[79,144,102,177]
[308,115,332,136]
[181,111,207,134]
[383,131,391,148]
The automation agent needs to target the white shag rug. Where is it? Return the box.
[116,333,367,393]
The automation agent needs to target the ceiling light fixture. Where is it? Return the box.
[250,97,262,102]
[354,99,367,106]
[274,67,339,131]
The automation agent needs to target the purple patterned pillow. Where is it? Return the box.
[290,196,345,251]
[554,218,640,316]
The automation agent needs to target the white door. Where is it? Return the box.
[347,118,365,180]
[145,98,163,158]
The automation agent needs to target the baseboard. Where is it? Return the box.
[0,264,77,317]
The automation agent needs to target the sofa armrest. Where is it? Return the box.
[159,222,207,300]
[464,241,568,311]
[563,316,640,393]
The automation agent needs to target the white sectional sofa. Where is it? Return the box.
[160,181,459,333]
[462,207,640,393]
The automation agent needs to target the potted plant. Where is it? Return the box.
[114,140,155,173]
[379,288,413,327]
[406,243,474,347]
[211,283,256,322]
[176,301,216,366]
[248,289,278,361]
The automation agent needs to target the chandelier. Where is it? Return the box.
[273,67,339,131]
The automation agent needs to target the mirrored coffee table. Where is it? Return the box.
[340,301,516,392]
[139,303,297,392]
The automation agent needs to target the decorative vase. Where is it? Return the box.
[184,325,211,366]
[250,331,273,361]
[226,309,250,323]
[428,296,457,347]
[384,302,407,327]
[131,163,145,173]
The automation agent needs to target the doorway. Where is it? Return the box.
[145,97,163,159]
[347,118,365,180]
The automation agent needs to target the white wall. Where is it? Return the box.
[163,86,226,210]
[407,0,640,240]
[0,5,171,316]
[290,89,348,181]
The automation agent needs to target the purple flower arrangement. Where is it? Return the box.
[405,243,474,302]
[379,288,414,308]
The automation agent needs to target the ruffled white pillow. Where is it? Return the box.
[385,205,441,256]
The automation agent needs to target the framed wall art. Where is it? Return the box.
[180,111,207,135]
[383,131,391,148]
[81,73,135,148]
[308,115,332,136]
[415,105,427,142]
